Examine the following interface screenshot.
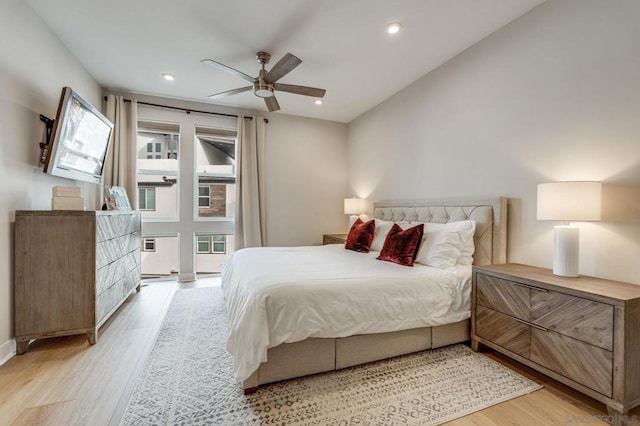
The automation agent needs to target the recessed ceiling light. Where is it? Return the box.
[162,73,175,81]
[387,22,401,35]
[314,99,323,105]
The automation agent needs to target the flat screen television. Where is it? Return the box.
[43,87,114,184]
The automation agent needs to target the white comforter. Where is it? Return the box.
[221,244,471,382]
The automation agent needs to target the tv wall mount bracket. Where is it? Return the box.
[39,114,53,164]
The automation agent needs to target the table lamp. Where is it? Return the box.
[537,181,602,277]
[344,198,368,228]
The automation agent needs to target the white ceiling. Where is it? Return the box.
[28,0,544,123]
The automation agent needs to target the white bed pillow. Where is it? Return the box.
[414,230,461,269]
[370,219,412,251]
[413,220,476,266]
[370,219,392,251]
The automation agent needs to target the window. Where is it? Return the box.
[142,238,156,252]
[136,109,236,281]
[198,186,210,207]
[196,235,210,253]
[146,142,162,159]
[196,235,226,254]
[167,138,178,159]
[212,235,226,253]
[138,187,156,211]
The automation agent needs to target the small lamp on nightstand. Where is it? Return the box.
[537,181,602,277]
[344,198,368,227]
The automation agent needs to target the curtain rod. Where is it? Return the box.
[104,96,253,120]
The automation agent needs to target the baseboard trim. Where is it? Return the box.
[0,338,15,366]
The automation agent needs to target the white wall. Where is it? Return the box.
[265,114,348,246]
[0,0,103,361]
[347,0,640,284]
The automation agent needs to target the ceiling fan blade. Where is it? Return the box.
[208,86,252,100]
[201,59,255,83]
[265,53,302,83]
[264,96,280,112]
[273,83,326,98]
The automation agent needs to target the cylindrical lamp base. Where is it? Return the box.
[553,225,579,277]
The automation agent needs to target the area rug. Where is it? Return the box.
[121,287,541,425]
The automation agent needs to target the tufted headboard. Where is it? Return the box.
[373,197,507,266]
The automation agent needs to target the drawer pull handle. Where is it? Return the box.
[513,317,549,332]
[512,282,548,292]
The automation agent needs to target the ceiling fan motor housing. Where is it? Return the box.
[256,51,271,65]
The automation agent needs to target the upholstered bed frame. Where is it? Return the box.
[242,197,507,393]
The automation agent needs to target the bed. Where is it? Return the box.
[222,197,507,394]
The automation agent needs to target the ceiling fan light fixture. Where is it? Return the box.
[254,85,273,98]
[387,22,402,34]
[314,99,323,105]
[162,73,175,81]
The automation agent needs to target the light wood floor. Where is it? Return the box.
[0,278,636,426]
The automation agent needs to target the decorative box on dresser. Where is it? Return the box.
[471,263,640,417]
[14,210,141,354]
[323,233,347,245]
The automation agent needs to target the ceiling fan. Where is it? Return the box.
[201,51,326,112]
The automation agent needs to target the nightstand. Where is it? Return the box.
[471,263,640,417]
[323,233,347,245]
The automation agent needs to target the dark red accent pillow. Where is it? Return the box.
[345,218,375,253]
[377,223,424,266]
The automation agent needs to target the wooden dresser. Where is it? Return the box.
[323,233,348,245]
[14,210,141,354]
[471,263,640,416]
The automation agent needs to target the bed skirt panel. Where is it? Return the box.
[242,319,470,391]
[335,327,432,369]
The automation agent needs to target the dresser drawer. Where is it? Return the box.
[96,251,139,295]
[96,232,140,269]
[531,329,613,397]
[476,273,530,321]
[96,213,141,242]
[96,278,125,324]
[531,289,613,350]
[475,305,530,358]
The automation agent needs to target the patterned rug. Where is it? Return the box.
[121,287,541,425]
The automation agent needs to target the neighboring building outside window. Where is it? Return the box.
[143,238,156,252]
[138,187,156,211]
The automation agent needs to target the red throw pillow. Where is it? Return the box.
[345,218,375,253]
[377,223,424,266]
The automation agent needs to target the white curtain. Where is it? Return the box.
[235,115,266,249]
[104,95,138,208]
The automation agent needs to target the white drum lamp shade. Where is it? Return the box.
[344,198,368,227]
[537,182,602,277]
